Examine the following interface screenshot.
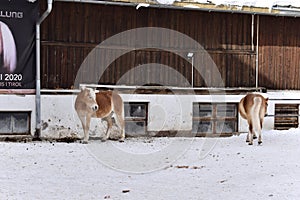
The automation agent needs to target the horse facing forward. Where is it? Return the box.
[75,87,125,143]
[239,93,268,145]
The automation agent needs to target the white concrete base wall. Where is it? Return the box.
[0,94,36,135]
[0,91,299,139]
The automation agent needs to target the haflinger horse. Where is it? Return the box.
[75,86,125,144]
[239,93,268,145]
[75,87,98,143]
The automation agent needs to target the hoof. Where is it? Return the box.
[253,135,257,140]
[258,141,262,145]
[118,139,125,143]
[101,138,107,142]
[82,140,88,144]
[248,142,253,145]
[246,139,250,143]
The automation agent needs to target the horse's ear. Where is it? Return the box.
[80,86,86,91]
[265,97,269,101]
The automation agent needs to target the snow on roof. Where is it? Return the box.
[152,0,300,16]
[207,0,300,9]
[156,0,300,9]
[66,0,300,16]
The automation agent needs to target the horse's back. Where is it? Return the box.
[95,91,113,118]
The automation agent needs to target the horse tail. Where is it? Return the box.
[238,97,247,120]
[250,96,262,132]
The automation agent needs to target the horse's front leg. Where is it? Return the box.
[83,114,92,144]
[78,114,87,143]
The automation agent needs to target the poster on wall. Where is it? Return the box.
[0,0,38,91]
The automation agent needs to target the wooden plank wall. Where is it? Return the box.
[40,1,300,90]
[259,16,300,90]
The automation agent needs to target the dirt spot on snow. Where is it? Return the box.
[171,165,205,170]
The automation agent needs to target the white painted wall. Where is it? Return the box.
[0,91,299,139]
[0,94,36,135]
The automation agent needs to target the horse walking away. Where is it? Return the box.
[239,93,268,145]
[75,87,125,144]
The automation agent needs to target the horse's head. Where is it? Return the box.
[75,87,99,113]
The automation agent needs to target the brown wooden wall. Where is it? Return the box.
[259,16,300,90]
[40,1,300,90]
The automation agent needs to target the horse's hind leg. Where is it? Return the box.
[257,124,262,145]
[112,94,125,142]
[257,119,263,145]
[258,130,262,145]
[246,131,251,143]
[246,119,251,143]
[253,134,257,140]
[253,122,257,139]
[248,123,254,145]
[101,117,112,141]
[114,112,125,142]
[246,130,250,143]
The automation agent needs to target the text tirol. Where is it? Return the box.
[0,73,22,87]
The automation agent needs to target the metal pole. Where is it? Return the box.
[35,23,41,139]
[35,0,53,139]
[251,14,254,52]
[255,15,260,90]
[187,52,194,87]
[191,56,194,87]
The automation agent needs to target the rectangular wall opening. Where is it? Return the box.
[124,102,148,136]
[275,104,299,130]
[192,103,238,136]
[0,112,31,135]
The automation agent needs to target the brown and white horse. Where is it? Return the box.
[94,90,125,142]
[75,87,125,143]
[239,93,268,145]
[75,87,99,143]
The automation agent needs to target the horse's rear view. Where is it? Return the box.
[239,93,268,145]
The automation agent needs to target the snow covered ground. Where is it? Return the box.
[1,128,300,200]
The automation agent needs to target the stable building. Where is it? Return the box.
[0,0,299,140]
